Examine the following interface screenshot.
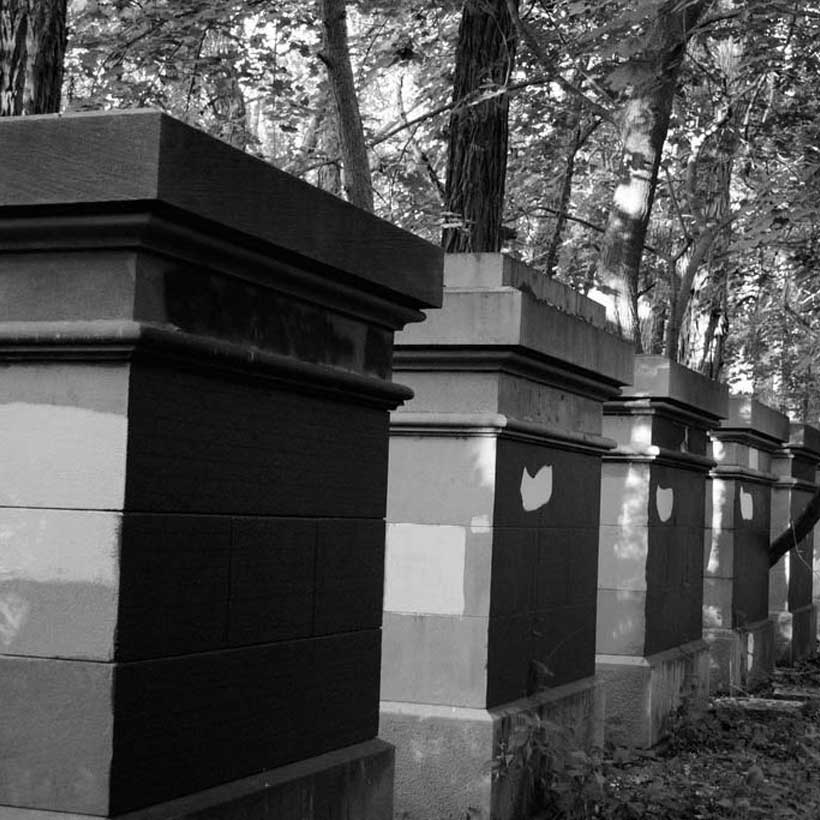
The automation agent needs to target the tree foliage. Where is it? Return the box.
[62,0,820,420]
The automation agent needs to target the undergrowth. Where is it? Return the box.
[493,657,820,820]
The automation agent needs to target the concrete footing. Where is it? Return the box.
[380,678,604,820]
[705,618,774,694]
[596,640,710,748]
[0,741,394,820]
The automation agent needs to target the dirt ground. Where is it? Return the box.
[534,656,820,819]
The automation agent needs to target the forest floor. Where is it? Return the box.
[533,654,820,819]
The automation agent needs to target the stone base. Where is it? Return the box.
[1,740,393,820]
[380,677,604,820]
[596,640,710,748]
[771,604,818,665]
[704,619,774,695]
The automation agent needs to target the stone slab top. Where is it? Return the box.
[0,109,443,309]
[396,283,634,388]
[786,422,820,458]
[443,253,605,327]
[618,354,728,420]
[717,395,790,444]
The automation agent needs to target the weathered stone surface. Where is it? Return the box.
[597,640,710,748]
[598,355,726,741]
[383,254,633,819]
[0,111,443,819]
[381,678,603,820]
[705,398,784,694]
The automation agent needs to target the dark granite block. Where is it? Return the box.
[229,517,316,646]
[531,604,596,686]
[733,481,771,533]
[117,513,232,660]
[111,632,380,814]
[486,613,532,706]
[489,527,538,616]
[314,519,385,634]
[125,363,389,517]
[645,526,704,655]
[649,465,706,528]
[734,529,770,626]
[494,440,601,529]
[535,527,599,611]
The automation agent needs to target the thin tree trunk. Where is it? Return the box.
[544,116,599,276]
[441,0,518,253]
[319,0,373,212]
[316,106,342,197]
[597,0,712,345]
[666,226,718,358]
[0,0,67,115]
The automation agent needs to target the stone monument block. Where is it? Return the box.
[0,110,443,820]
[597,355,728,746]
[769,423,820,664]
[705,396,789,692]
[380,253,634,820]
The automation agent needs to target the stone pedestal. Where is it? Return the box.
[379,253,633,820]
[704,397,788,693]
[769,424,820,664]
[0,111,443,820]
[597,355,727,747]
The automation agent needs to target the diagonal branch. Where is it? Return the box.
[504,0,612,121]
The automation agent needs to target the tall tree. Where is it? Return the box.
[319,0,374,211]
[441,0,518,253]
[576,1,704,345]
[0,0,67,115]
[595,0,713,346]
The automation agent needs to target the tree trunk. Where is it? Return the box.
[319,0,373,212]
[544,115,599,277]
[441,0,518,253]
[597,0,712,344]
[666,226,717,358]
[316,106,343,197]
[0,0,67,116]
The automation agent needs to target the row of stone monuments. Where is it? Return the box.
[0,112,816,820]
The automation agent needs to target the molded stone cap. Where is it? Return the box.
[396,286,634,388]
[0,109,442,309]
[718,395,790,444]
[442,253,605,327]
[786,422,820,458]
[619,354,728,421]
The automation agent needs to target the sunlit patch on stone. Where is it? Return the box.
[520,465,553,511]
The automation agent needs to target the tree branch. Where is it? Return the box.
[504,0,612,120]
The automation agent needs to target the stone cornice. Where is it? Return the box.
[710,428,785,453]
[603,397,722,430]
[770,476,819,493]
[709,465,777,485]
[0,209,426,332]
[0,110,443,310]
[393,347,626,403]
[0,320,412,409]
[602,445,715,472]
[389,411,617,454]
